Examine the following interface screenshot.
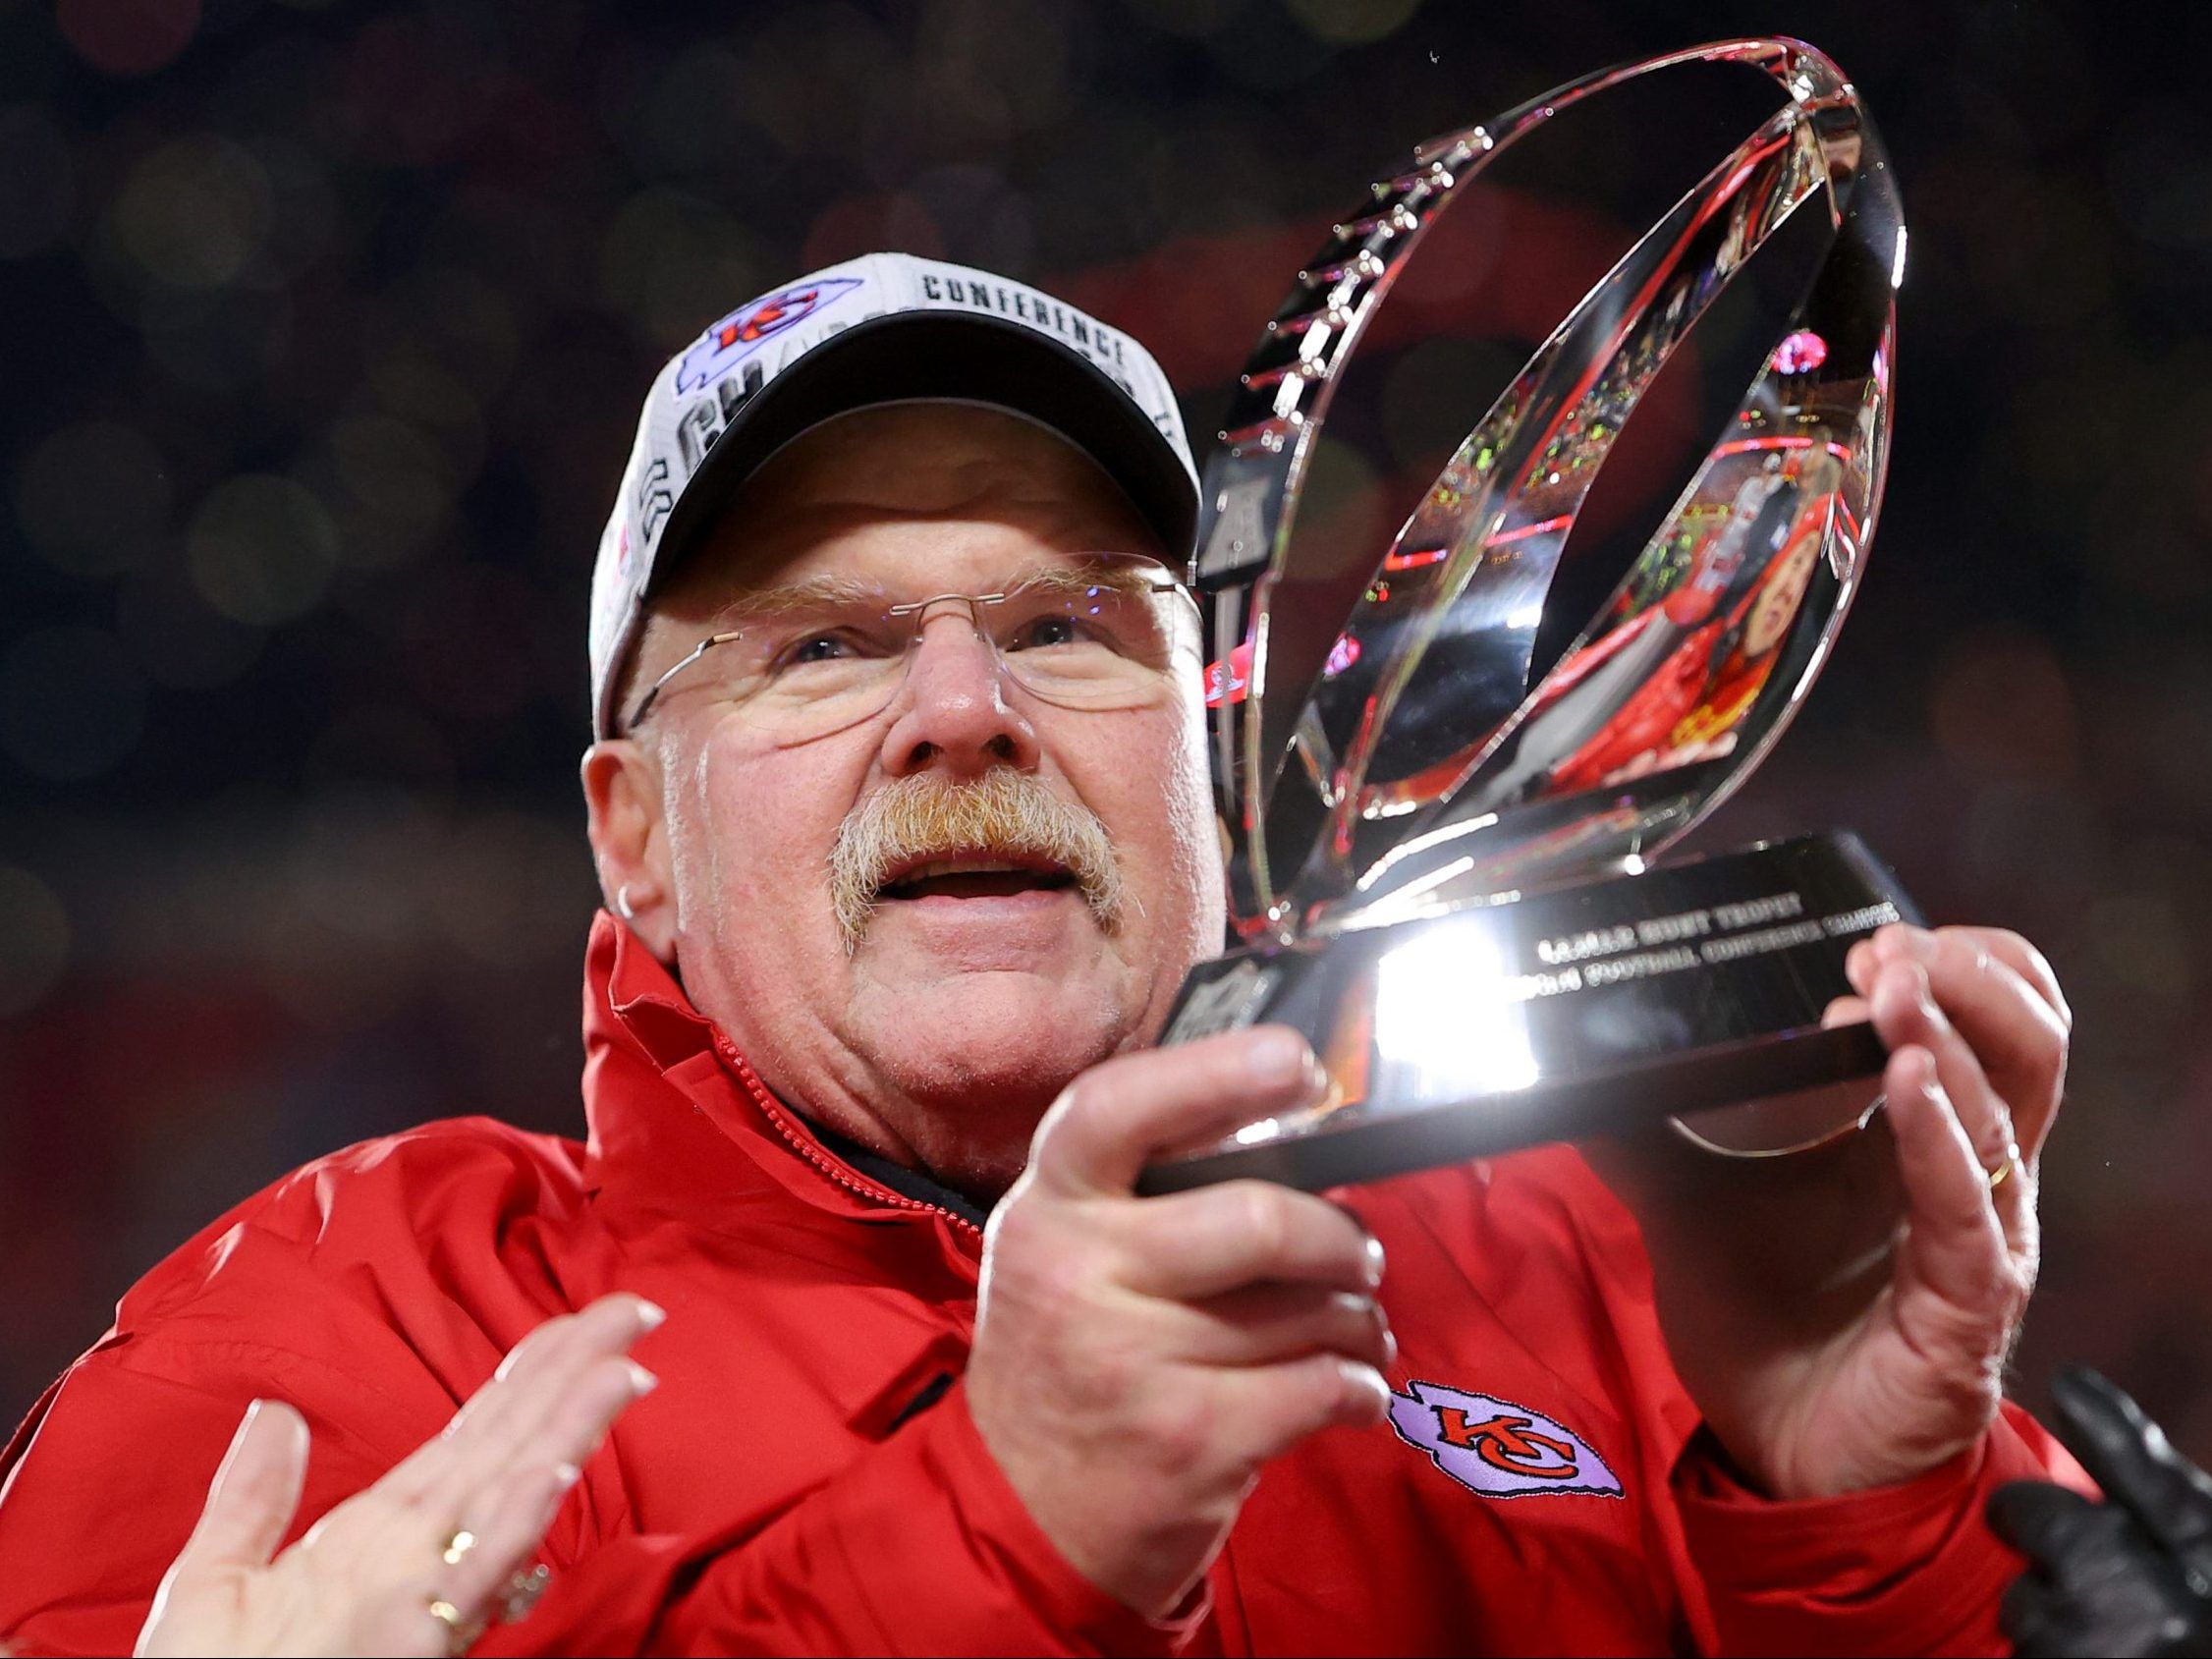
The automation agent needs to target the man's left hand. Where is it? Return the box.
[1586,922,2071,1500]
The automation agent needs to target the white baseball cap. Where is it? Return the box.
[588,251,1201,739]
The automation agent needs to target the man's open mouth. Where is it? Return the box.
[876,855,1079,903]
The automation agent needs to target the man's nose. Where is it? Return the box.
[877,609,1042,779]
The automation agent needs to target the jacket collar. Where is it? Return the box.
[579,911,985,1251]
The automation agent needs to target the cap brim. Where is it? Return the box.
[647,310,1198,604]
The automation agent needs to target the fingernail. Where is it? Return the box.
[1381,1326,1399,1369]
[1875,956,1925,1007]
[626,1361,658,1397]
[1340,1358,1389,1418]
[635,1299,667,1332]
[1363,1234,1387,1289]
[1895,926,1937,963]
[1844,941,1873,995]
[1902,1045,1938,1095]
[1907,958,1939,1010]
[1247,1026,1309,1085]
[553,1461,582,1491]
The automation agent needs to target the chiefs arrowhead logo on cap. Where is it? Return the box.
[674,277,864,394]
[1388,1380,1625,1500]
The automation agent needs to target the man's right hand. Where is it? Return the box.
[136,1294,660,1658]
[967,1025,1394,1620]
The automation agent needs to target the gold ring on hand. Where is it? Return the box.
[1986,1141,2022,1190]
[425,1598,479,1657]
[428,1529,485,1655]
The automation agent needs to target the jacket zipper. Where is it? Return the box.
[711,1031,985,1238]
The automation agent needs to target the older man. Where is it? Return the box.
[0,255,2082,1655]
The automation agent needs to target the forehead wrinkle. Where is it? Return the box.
[731,419,1160,563]
[674,499,1160,626]
[733,475,1143,559]
[762,416,1119,512]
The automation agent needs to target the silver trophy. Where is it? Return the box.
[1142,39,1913,1194]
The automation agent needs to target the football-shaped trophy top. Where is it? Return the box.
[1193,37,1902,942]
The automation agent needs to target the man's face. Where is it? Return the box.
[596,404,1223,1198]
[1744,534,1819,659]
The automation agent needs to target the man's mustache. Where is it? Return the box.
[828,769,1126,953]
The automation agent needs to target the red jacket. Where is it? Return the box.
[0,914,2081,1656]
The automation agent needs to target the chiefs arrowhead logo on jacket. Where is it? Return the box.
[1388,1380,1625,1500]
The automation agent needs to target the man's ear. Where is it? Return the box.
[581,739,677,963]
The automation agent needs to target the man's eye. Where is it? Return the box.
[770,632,870,672]
[1007,615,1083,651]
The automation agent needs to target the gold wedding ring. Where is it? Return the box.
[1986,1140,2023,1190]
[440,1528,478,1567]
[425,1598,475,1657]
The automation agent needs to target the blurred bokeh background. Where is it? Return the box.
[4,0,2208,1459]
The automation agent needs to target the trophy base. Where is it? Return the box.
[1138,831,1918,1195]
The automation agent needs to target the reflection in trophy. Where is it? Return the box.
[1491,434,1844,804]
[1142,40,1923,1195]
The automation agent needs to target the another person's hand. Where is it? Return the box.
[1989,1368,2212,1658]
[1587,922,2070,1498]
[137,1294,663,1658]
[968,1026,1394,1619]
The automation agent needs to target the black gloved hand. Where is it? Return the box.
[1987,1367,2212,1658]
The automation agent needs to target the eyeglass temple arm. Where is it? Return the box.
[622,630,744,733]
